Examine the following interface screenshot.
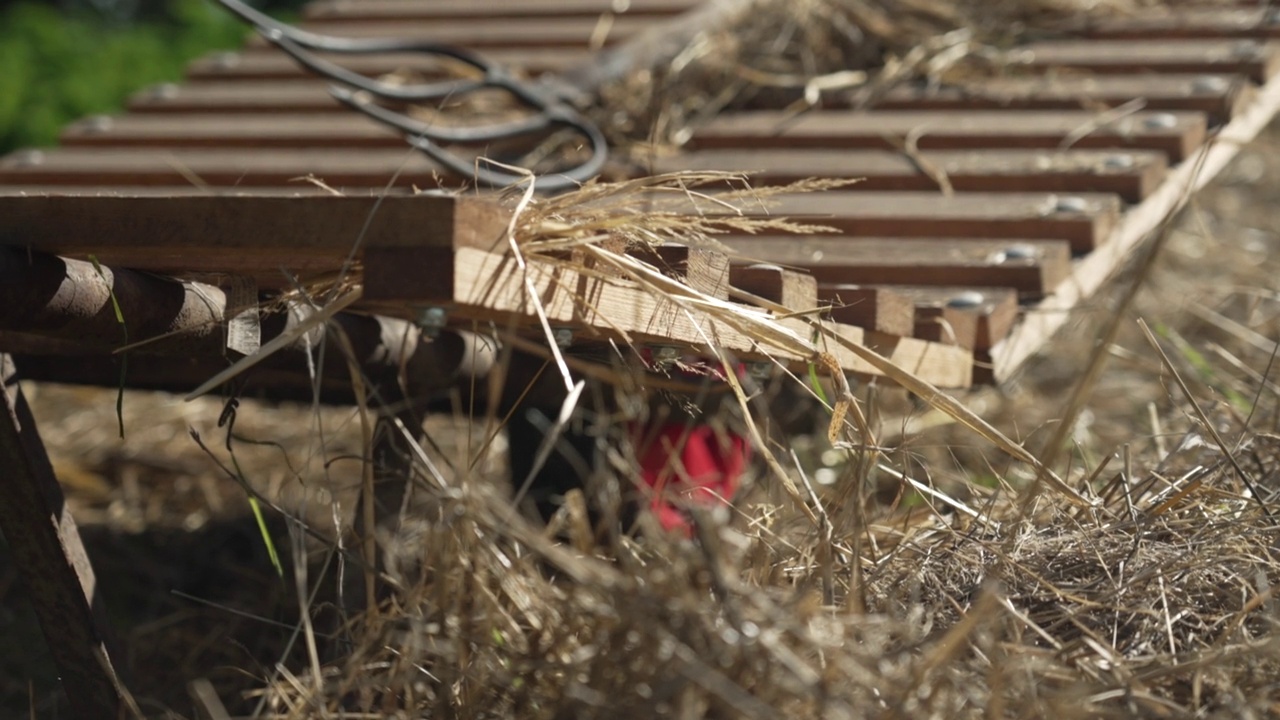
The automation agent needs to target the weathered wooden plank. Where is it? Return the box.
[728,263,817,311]
[878,285,1020,352]
[302,0,696,22]
[0,146,456,187]
[361,245,975,387]
[1016,39,1280,83]
[691,109,1208,163]
[185,47,584,81]
[816,285,916,337]
[0,193,509,284]
[655,148,1168,203]
[1083,7,1280,40]
[636,244,732,299]
[708,192,1120,254]
[0,354,129,720]
[243,16,650,49]
[130,80,346,113]
[721,236,1071,299]
[61,113,405,148]
[871,74,1254,126]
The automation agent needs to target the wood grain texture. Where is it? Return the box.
[817,285,916,337]
[707,192,1120,254]
[721,236,1072,299]
[691,109,1207,162]
[0,192,510,286]
[655,148,1168,203]
[1016,39,1280,83]
[302,0,696,22]
[362,245,975,387]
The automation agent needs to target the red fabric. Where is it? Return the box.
[636,422,749,533]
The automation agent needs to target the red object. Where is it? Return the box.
[635,422,749,533]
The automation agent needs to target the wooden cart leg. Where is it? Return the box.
[0,355,128,719]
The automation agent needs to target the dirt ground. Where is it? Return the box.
[5,121,1280,716]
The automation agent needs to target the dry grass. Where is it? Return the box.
[9,2,1280,718]
[598,0,1238,157]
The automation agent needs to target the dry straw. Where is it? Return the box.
[239,0,1280,717]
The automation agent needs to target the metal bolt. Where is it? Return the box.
[1054,195,1089,214]
[82,115,113,134]
[652,345,680,367]
[415,307,448,338]
[810,250,825,262]
[553,327,573,348]
[1191,75,1229,94]
[747,362,772,381]
[947,291,985,309]
[1003,243,1037,261]
[10,149,44,167]
[1231,41,1259,60]
[1142,113,1178,130]
[149,83,180,100]
[210,51,241,70]
[1103,154,1134,170]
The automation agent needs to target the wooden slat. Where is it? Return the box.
[878,286,1020,352]
[872,74,1254,126]
[722,237,1071,299]
[60,113,406,148]
[0,355,131,720]
[691,110,1208,163]
[654,148,1168,203]
[0,147,453,187]
[1017,39,1280,83]
[361,244,975,387]
[185,47,585,82]
[129,80,346,113]
[1084,8,1280,40]
[714,192,1119,254]
[816,285,916,337]
[243,16,651,49]
[301,0,696,22]
[636,244,731,299]
[0,193,508,286]
[728,263,817,311]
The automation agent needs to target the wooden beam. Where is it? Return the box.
[1083,7,1280,40]
[1017,39,1280,84]
[709,192,1119,254]
[185,47,583,82]
[0,354,129,719]
[361,245,975,388]
[721,236,1072,299]
[243,16,651,49]
[871,73,1255,126]
[817,285,916,337]
[655,148,1168,203]
[728,263,817,310]
[691,109,1208,163]
[300,0,697,22]
[0,192,510,286]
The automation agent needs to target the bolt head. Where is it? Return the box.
[1002,243,1037,261]
[1053,196,1089,214]
[1142,113,1178,130]
[947,291,985,309]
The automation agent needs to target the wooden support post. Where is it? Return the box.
[0,355,128,719]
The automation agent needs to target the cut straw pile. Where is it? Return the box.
[188,0,1280,717]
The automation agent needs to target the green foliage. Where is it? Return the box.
[0,0,250,154]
